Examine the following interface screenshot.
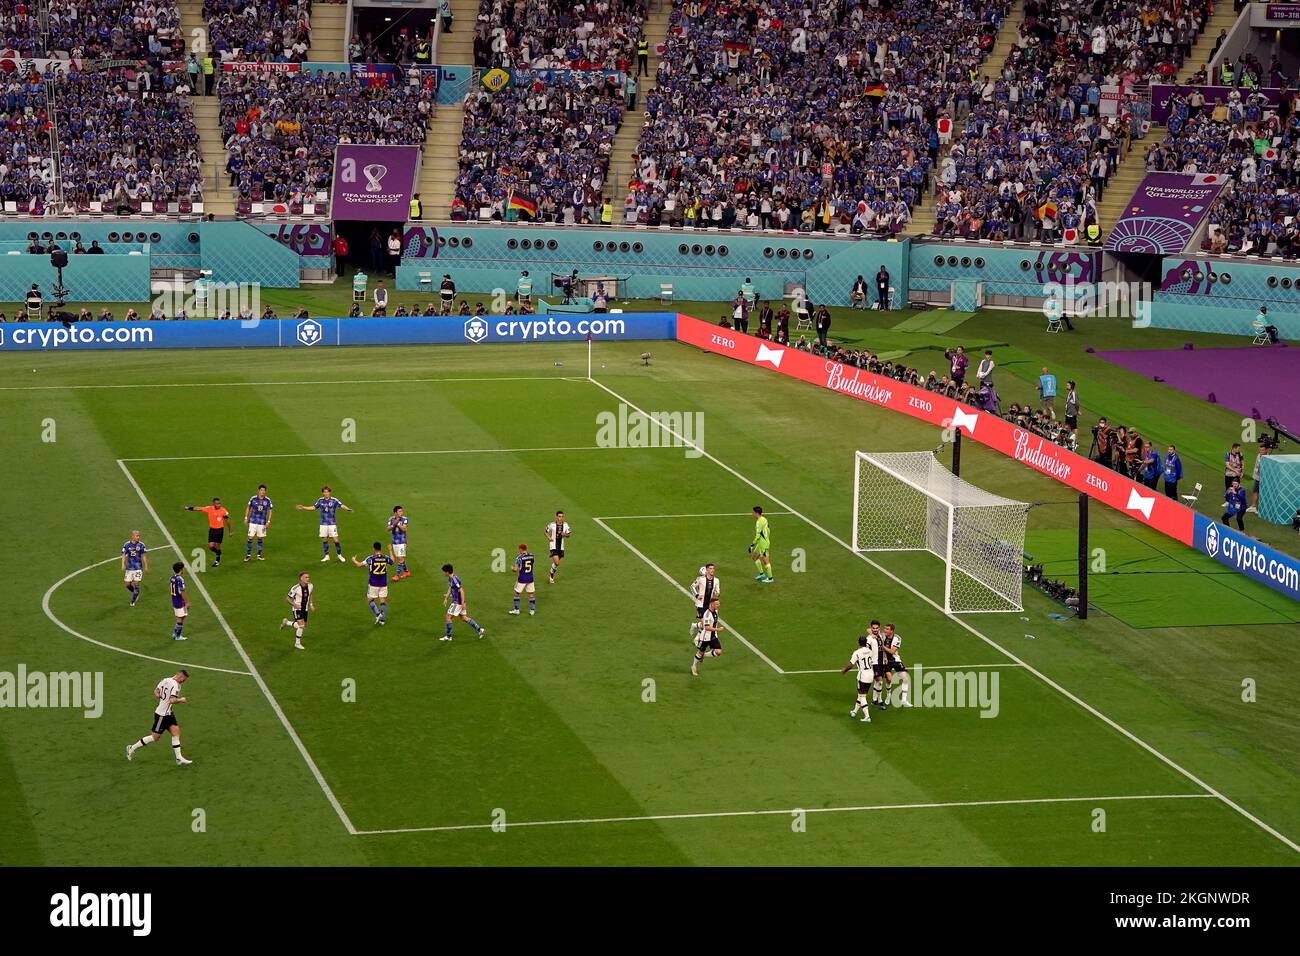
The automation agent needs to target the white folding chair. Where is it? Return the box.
[1251,321,1271,346]
[1180,482,1203,505]
[658,283,674,303]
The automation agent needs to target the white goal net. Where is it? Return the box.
[852,450,1029,613]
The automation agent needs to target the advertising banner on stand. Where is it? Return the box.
[329,144,421,222]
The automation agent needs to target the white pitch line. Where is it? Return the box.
[121,445,635,463]
[783,663,1026,675]
[592,516,783,674]
[587,377,1300,855]
[117,459,358,835]
[0,375,582,392]
[40,556,253,677]
[356,792,1216,836]
[597,511,794,520]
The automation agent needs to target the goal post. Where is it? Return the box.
[852,450,1030,613]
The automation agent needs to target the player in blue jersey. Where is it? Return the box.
[351,542,392,625]
[120,530,149,607]
[387,505,411,580]
[243,484,274,561]
[439,563,485,641]
[509,543,537,616]
[296,485,354,563]
[169,562,189,641]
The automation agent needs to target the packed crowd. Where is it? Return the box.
[54,65,205,212]
[45,0,184,58]
[218,70,434,206]
[625,0,1005,232]
[1152,82,1300,257]
[0,71,54,213]
[929,0,1215,238]
[472,0,645,72]
[203,0,312,62]
[0,0,45,54]
[452,0,646,220]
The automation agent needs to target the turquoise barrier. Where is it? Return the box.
[0,251,151,302]
[200,220,301,288]
[397,224,909,307]
[1157,256,1300,337]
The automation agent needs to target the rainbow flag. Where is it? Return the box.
[508,193,537,219]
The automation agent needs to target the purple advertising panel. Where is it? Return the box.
[330,145,420,222]
[1104,172,1228,254]
[1266,4,1300,21]
[1149,84,1283,123]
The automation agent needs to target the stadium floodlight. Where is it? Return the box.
[852,450,1030,613]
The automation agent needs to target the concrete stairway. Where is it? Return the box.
[905,0,1025,236]
[418,104,466,216]
[609,1,671,214]
[308,3,349,62]
[434,0,479,65]
[1176,4,1242,84]
[178,1,236,216]
[1096,143,1154,231]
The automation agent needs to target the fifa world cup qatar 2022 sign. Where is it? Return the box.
[330,145,421,222]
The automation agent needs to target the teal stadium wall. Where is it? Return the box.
[1155,256,1300,338]
[199,220,301,288]
[0,250,151,301]
[395,225,910,307]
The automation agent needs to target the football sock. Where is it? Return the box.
[246,540,253,557]
[467,618,482,634]
[131,736,153,752]
[214,548,221,561]
[322,541,330,557]
[368,600,379,615]
[528,598,536,612]
[172,621,183,638]
[444,622,453,638]
[257,541,264,556]
[753,557,764,574]
[335,541,343,555]
[172,739,184,761]
[295,624,304,638]
[513,597,520,610]
[379,602,387,618]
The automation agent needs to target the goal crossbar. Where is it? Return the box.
[852,450,1030,614]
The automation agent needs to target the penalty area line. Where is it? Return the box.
[121,445,646,463]
[0,375,586,392]
[355,792,1216,836]
[117,458,358,836]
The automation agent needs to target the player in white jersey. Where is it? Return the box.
[691,597,725,676]
[544,510,572,583]
[125,670,193,764]
[688,564,721,637]
[878,622,911,708]
[280,571,315,650]
[840,631,881,723]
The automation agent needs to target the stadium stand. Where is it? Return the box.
[452,0,646,221]
[623,0,1007,233]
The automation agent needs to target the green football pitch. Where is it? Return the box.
[1,316,1298,866]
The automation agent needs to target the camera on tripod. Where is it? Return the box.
[49,247,70,306]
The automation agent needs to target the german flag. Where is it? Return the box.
[723,40,750,53]
[508,192,537,220]
[864,82,885,98]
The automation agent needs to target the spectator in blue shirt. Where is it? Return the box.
[1163,445,1184,499]
[1038,368,1057,418]
[1141,441,1161,490]
[1222,480,1247,531]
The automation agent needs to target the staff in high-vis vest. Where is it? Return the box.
[414,37,431,65]
[637,39,649,76]
[1085,223,1102,245]
[601,199,613,225]
[202,54,214,96]
[1220,60,1233,86]
[409,193,423,221]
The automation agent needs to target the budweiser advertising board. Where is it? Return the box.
[675,314,1195,545]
